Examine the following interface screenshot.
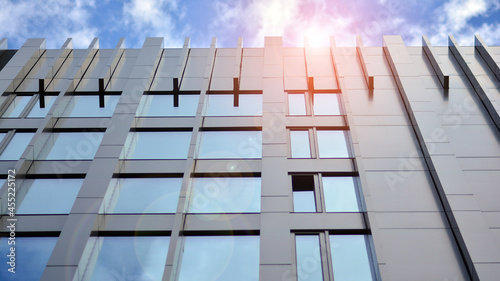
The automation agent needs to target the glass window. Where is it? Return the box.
[295,235,324,281]
[85,236,170,281]
[27,95,56,118]
[205,94,262,116]
[121,131,191,159]
[292,175,316,212]
[314,94,341,115]
[137,95,199,117]
[17,179,83,214]
[317,130,349,158]
[0,133,35,160]
[0,237,58,281]
[0,132,7,143]
[323,177,360,212]
[290,131,311,158]
[198,131,262,159]
[288,94,307,115]
[189,177,261,213]
[38,132,103,160]
[330,235,374,281]
[178,236,260,281]
[2,96,31,118]
[103,178,182,213]
[62,95,119,117]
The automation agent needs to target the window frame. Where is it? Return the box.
[0,93,58,119]
[290,173,364,213]
[286,91,343,116]
[288,128,352,159]
[291,231,378,281]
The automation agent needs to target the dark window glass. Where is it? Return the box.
[292,175,316,212]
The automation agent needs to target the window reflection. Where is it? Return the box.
[103,178,182,213]
[178,236,260,281]
[121,131,191,159]
[314,94,340,115]
[205,94,262,116]
[86,236,170,281]
[290,131,311,158]
[189,178,261,213]
[317,130,349,158]
[27,95,56,118]
[296,235,324,281]
[0,237,57,281]
[38,132,103,160]
[2,96,31,118]
[323,177,360,212]
[292,175,316,212]
[288,94,307,115]
[0,133,35,160]
[197,131,262,159]
[62,95,119,117]
[137,95,199,117]
[330,235,374,281]
[17,179,83,214]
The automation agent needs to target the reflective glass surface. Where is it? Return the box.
[137,95,199,117]
[62,95,119,117]
[0,237,58,281]
[295,235,324,281]
[38,132,104,160]
[87,236,170,281]
[293,191,316,212]
[27,95,56,118]
[316,130,349,158]
[189,178,261,213]
[288,94,307,115]
[17,179,83,214]
[313,94,341,115]
[2,96,31,118]
[0,132,7,143]
[290,131,311,158]
[198,131,262,159]
[0,133,35,160]
[323,177,360,212]
[330,235,374,281]
[178,236,260,281]
[104,178,182,213]
[205,94,262,116]
[121,132,191,159]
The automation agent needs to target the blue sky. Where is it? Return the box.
[1,0,500,49]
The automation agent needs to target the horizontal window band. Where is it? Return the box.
[66,91,122,96]
[2,92,59,96]
[206,91,263,95]
[143,91,200,95]
[130,127,193,132]
[180,230,260,236]
[25,174,86,179]
[48,128,107,133]
[90,231,172,237]
[0,231,60,237]
[199,127,262,131]
[288,172,359,177]
[191,172,261,178]
[287,126,349,130]
[112,173,184,178]
[292,229,371,235]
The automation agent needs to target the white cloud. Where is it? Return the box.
[121,0,189,47]
[0,0,98,48]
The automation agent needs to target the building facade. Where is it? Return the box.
[0,35,499,281]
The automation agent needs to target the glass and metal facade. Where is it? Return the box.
[0,35,499,280]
